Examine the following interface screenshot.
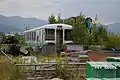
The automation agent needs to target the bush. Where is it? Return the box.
[6,44,21,56]
[105,35,120,50]
[55,61,80,80]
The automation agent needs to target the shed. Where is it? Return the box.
[86,62,117,78]
[110,62,120,78]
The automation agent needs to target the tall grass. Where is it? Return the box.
[0,56,26,80]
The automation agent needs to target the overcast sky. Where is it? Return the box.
[0,0,119,24]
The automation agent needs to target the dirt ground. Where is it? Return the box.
[87,51,120,61]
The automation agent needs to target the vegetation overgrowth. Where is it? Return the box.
[0,13,120,49]
[0,12,120,80]
[48,13,120,49]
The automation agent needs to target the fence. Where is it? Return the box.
[15,62,86,80]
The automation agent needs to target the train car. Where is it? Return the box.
[23,24,73,53]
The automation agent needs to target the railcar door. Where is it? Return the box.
[56,26,63,52]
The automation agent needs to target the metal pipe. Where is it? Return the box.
[0,49,14,63]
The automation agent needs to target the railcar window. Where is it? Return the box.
[24,33,25,40]
[25,33,27,41]
[45,29,55,40]
[31,32,32,41]
[29,32,30,40]
[32,32,33,41]
[65,30,72,40]
[34,32,36,41]
[30,32,32,40]
[39,31,41,41]
[26,32,28,41]
[28,32,30,41]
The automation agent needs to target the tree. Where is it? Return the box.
[48,14,57,24]
[64,12,109,45]
[48,13,120,49]
[92,24,108,45]
[14,33,25,45]
[64,13,88,44]
[48,14,63,24]
[104,34,120,49]
[0,32,5,43]
[0,32,4,37]
[57,13,63,23]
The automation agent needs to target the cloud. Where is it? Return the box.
[0,0,119,24]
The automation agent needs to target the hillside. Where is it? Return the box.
[0,15,48,33]
[108,22,120,34]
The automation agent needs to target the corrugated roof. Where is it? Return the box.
[86,78,101,80]
[87,62,117,69]
[103,78,120,80]
[86,78,120,80]
[107,57,120,60]
[110,62,120,67]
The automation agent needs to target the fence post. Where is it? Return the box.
[35,65,37,80]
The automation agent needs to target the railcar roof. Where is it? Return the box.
[24,24,72,33]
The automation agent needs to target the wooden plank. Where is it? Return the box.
[15,62,86,66]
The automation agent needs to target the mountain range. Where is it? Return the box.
[107,22,120,34]
[0,14,120,34]
[0,15,48,33]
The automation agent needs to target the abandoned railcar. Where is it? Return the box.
[23,24,73,53]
